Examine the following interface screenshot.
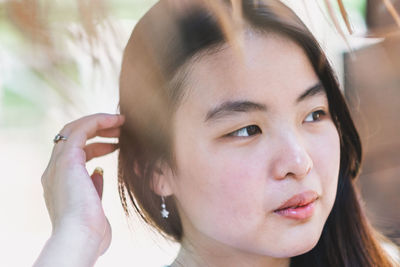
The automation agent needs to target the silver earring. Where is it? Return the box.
[160,196,169,219]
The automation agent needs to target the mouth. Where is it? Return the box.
[273,190,319,220]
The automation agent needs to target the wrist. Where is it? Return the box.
[53,216,107,241]
[34,227,103,267]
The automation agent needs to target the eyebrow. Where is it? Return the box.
[204,82,325,123]
[205,101,267,122]
[296,82,325,103]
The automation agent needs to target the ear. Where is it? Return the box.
[150,160,174,197]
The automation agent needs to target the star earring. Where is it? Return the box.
[161,196,169,219]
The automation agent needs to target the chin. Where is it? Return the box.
[290,238,319,257]
[277,232,321,258]
[259,227,322,258]
[276,211,328,257]
[265,242,317,259]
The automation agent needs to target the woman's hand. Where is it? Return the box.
[40,113,125,258]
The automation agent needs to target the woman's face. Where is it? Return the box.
[166,33,340,258]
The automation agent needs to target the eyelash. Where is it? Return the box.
[304,109,327,123]
[227,125,262,137]
[226,109,327,138]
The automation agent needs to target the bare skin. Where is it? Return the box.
[34,113,124,267]
[156,34,340,267]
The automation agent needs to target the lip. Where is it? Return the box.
[274,190,319,220]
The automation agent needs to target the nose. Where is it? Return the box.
[269,131,313,181]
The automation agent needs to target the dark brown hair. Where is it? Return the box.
[118,1,398,266]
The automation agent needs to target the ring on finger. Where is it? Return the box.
[53,133,68,144]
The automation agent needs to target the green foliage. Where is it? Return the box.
[343,0,367,18]
[1,86,45,127]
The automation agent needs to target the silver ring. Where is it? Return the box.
[53,133,68,144]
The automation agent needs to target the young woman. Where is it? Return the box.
[35,0,399,266]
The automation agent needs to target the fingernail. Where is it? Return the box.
[94,167,104,176]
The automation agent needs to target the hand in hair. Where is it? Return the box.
[34,113,125,267]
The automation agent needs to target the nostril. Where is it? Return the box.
[306,160,313,175]
[306,165,312,175]
[269,138,313,180]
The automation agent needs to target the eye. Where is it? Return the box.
[227,125,262,137]
[304,109,327,123]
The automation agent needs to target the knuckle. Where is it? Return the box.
[89,113,107,122]
[41,173,47,187]
[98,114,116,128]
[60,123,73,134]
[62,114,95,133]
[96,112,108,117]
[40,164,53,187]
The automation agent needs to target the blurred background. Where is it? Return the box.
[0,0,399,266]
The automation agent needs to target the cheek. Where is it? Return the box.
[311,125,341,209]
[213,150,266,215]
[173,139,266,230]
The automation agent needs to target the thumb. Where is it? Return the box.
[91,167,104,200]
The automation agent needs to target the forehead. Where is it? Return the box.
[178,33,320,112]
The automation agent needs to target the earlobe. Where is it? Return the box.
[150,161,174,197]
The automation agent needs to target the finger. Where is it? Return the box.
[51,117,123,159]
[49,133,69,159]
[91,167,104,199]
[62,113,124,136]
[61,114,125,149]
[84,143,119,162]
[96,127,121,138]
[48,115,123,169]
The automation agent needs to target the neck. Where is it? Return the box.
[170,237,290,267]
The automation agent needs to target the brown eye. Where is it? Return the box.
[304,110,327,123]
[228,125,262,137]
